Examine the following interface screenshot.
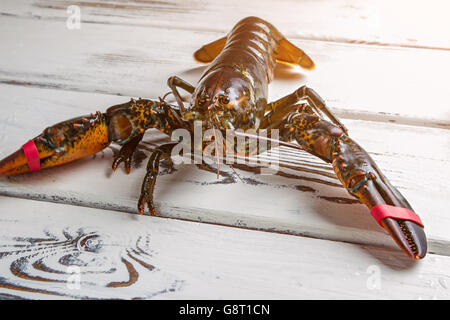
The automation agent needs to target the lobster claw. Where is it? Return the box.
[0,112,111,177]
[378,209,427,260]
[329,134,428,260]
[358,174,427,260]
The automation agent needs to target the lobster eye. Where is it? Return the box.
[219,95,230,105]
[109,114,132,143]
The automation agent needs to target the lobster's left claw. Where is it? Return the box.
[380,214,427,260]
[0,113,111,177]
[349,174,428,260]
[327,133,428,260]
[362,177,428,260]
[358,175,428,260]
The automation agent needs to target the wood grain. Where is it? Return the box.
[0,15,448,128]
[1,196,449,299]
[2,0,450,50]
[0,84,449,256]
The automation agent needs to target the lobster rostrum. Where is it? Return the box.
[0,17,426,260]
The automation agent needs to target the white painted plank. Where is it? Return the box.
[0,16,449,128]
[0,196,449,299]
[2,0,450,50]
[0,84,449,256]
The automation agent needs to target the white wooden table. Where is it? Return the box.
[0,0,449,299]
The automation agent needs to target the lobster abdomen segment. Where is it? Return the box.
[194,16,315,83]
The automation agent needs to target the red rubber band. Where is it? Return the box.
[22,140,40,172]
[370,204,424,228]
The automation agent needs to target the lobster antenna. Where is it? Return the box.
[211,125,244,183]
[229,163,245,183]
[233,131,305,151]
[212,125,220,179]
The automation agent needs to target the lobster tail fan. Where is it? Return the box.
[193,37,227,63]
[276,38,315,70]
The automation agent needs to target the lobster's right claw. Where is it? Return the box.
[0,112,111,177]
[0,135,56,177]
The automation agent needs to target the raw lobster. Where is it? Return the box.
[0,17,426,259]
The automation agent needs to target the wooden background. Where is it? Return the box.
[0,0,449,299]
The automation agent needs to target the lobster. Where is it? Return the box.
[0,17,426,260]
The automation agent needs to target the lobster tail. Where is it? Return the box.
[275,38,315,70]
[193,16,315,74]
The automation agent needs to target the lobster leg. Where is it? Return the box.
[167,76,196,114]
[138,143,177,216]
[264,85,347,134]
[112,133,144,174]
[263,89,427,259]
